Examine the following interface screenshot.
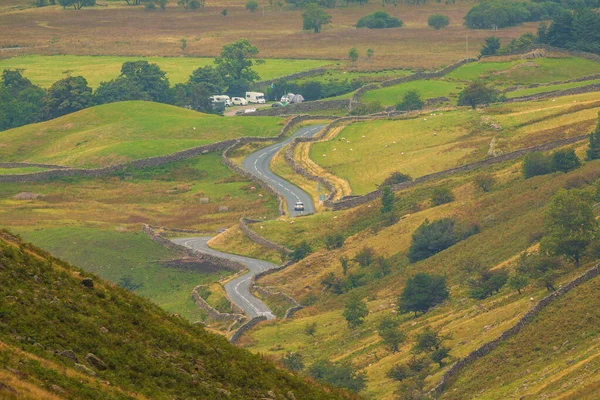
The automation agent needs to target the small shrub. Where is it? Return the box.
[357,11,403,29]
[354,247,375,267]
[473,173,495,192]
[431,187,455,206]
[428,14,449,30]
[325,234,345,250]
[381,171,412,186]
[408,218,457,263]
[245,0,258,12]
[281,352,304,371]
[523,151,551,178]
[290,241,312,262]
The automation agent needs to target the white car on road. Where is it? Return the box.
[294,201,304,211]
[231,97,248,105]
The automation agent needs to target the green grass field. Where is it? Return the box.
[18,227,232,321]
[0,101,283,167]
[310,93,600,195]
[506,78,600,98]
[360,56,600,107]
[0,55,331,88]
[361,79,463,107]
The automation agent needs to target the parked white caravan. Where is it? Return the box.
[245,92,266,104]
[210,95,232,107]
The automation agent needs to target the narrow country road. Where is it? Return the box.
[172,237,278,320]
[242,124,325,217]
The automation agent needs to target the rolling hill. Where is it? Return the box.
[0,101,283,168]
[0,230,355,400]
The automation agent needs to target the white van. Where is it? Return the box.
[245,92,266,104]
[210,95,232,107]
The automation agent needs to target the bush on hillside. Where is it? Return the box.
[308,360,367,393]
[381,171,413,186]
[428,14,449,30]
[464,1,564,30]
[523,151,552,178]
[551,149,581,173]
[398,272,449,315]
[325,233,345,250]
[457,81,497,109]
[356,11,402,29]
[480,36,500,56]
[290,241,312,261]
[395,90,424,112]
[467,268,509,299]
[430,187,455,206]
[408,218,457,263]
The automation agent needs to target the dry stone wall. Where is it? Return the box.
[229,316,267,344]
[0,162,70,169]
[250,99,352,116]
[239,218,292,256]
[431,262,600,397]
[505,83,600,103]
[142,224,246,272]
[326,134,589,210]
[191,284,246,323]
[250,284,303,319]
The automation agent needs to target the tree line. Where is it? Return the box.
[0,39,260,132]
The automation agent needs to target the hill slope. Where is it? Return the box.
[0,231,354,400]
[0,101,282,168]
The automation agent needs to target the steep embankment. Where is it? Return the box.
[0,231,355,400]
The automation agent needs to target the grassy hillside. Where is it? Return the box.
[228,148,600,398]
[0,55,331,89]
[0,101,283,168]
[361,56,600,107]
[311,93,600,195]
[443,276,600,399]
[0,231,355,399]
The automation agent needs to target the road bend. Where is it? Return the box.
[242,124,325,217]
[172,237,277,320]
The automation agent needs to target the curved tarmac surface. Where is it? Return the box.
[172,237,278,320]
[242,124,325,217]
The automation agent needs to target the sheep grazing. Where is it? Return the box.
[258,194,263,198]
[193,127,196,130]
[424,118,427,121]
[350,148,353,151]
[333,148,337,151]
[346,141,350,144]
[401,152,405,155]
[433,132,437,136]
[362,135,366,138]
[385,144,388,148]
[323,154,326,157]
[393,141,396,144]
[250,186,256,190]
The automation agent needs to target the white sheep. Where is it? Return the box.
[346,141,350,144]
[433,133,437,136]
[323,154,326,157]
[393,141,396,144]
[401,152,405,155]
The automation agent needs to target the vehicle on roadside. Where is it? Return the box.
[235,110,246,115]
[244,108,257,114]
[281,93,304,104]
[271,102,284,108]
[245,91,266,104]
[210,95,232,107]
[294,201,304,211]
[231,97,248,105]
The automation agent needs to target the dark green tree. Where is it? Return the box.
[339,256,350,276]
[348,47,359,63]
[381,186,394,214]
[188,65,225,94]
[246,0,258,11]
[480,36,500,56]
[399,273,449,315]
[508,273,528,295]
[587,112,600,160]
[408,218,457,263]
[290,241,312,262]
[457,81,497,109]
[428,14,449,30]
[467,268,509,300]
[550,149,580,173]
[95,77,150,104]
[413,327,450,367]
[541,189,598,266]
[431,187,455,206]
[354,247,375,267]
[281,352,304,371]
[215,39,260,85]
[343,292,369,328]
[120,61,171,103]
[473,173,495,192]
[378,316,406,353]
[308,360,367,393]
[44,76,94,119]
[522,151,551,178]
[395,90,424,112]
[302,4,332,33]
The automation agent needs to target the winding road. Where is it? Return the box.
[242,124,325,217]
[172,125,325,319]
[172,237,278,320]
